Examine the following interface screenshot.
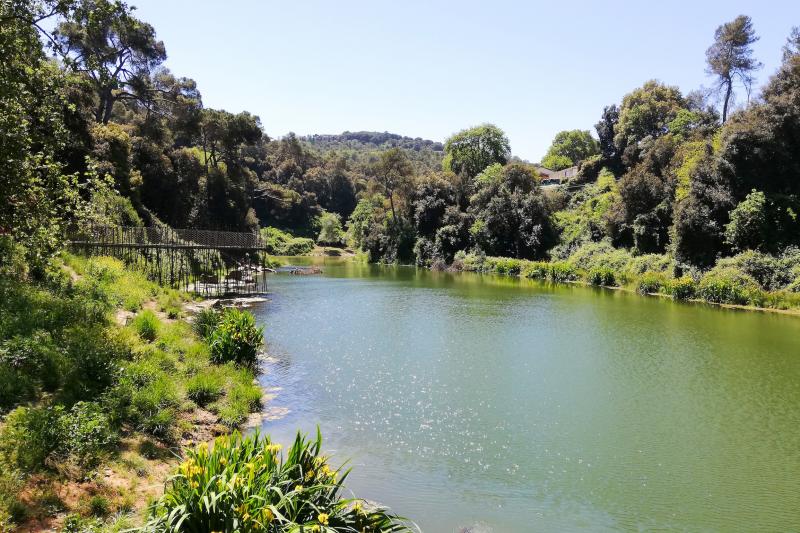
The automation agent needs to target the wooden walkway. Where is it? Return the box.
[67,225,270,297]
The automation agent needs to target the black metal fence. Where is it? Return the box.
[67,225,269,297]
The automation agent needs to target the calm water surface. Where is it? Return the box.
[251,259,800,532]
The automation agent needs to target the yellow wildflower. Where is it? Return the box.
[305,470,315,481]
[262,508,274,523]
[318,512,329,525]
[320,464,332,477]
[353,501,363,514]
[190,481,199,489]
[294,484,303,492]
[219,457,227,466]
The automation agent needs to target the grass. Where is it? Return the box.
[0,254,266,529]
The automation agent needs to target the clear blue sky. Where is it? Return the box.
[126,0,795,161]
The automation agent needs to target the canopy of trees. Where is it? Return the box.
[3,2,800,280]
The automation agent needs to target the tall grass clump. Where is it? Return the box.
[192,308,221,339]
[132,310,160,342]
[142,430,410,532]
[209,308,263,367]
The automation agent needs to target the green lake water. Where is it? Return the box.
[251,259,800,532]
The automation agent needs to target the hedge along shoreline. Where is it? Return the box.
[450,248,800,316]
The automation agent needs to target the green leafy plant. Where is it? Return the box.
[142,430,410,532]
[664,276,697,300]
[209,308,263,367]
[587,266,617,286]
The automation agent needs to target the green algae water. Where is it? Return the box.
[252,259,800,532]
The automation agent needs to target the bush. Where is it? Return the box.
[587,266,617,286]
[261,227,315,255]
[487,257,524,275]
[0,401,113,472]
[0,406,64,471]
[132,310,160,342]
[209,309,263,367]
[144,430,409,532]
[548,261,579,282]
[637,272,668,295]
[697,267,762,305]
[191,308,220,339]
[664,276,697,300]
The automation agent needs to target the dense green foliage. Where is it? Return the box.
[541,129,600,170]
[209,308,264,368]
[6,3,798,312]
[0,255,263,527]
[142,431,411,532]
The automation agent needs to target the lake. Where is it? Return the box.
[251,259,800,532]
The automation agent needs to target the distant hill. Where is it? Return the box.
[302,131,444,152]
[300,131,445,173]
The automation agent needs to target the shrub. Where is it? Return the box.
[487,257,524,275]
[261,227,315,255]
[664,276,697,300]
[567,241,633,273]
[717,250,796,291]
[61,401,116,468]
[548,261,579,282]
[587,266,617,286]
[132,310,160,342]
[144,430,409,532]
[185,372,224,407]
[637,272,668,295]
[522,261,549,279]
[0,406,64,471]
[697,267,761,305]
[0,365,36,412]
[192,308,220,340]
[209,309,263,367]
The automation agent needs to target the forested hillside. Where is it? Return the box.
[3,2,800,289]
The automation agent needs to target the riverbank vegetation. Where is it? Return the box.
[143,431,409,532]
[0,253,264,530]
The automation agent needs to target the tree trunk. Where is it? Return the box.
[722,79,733,123]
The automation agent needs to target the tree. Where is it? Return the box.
[595,104,623,175]
[469,163,557,259]
[614,81,686,164]
[725,190,769,252]
[53,0,167,123]
[706,15,761,123]
[0,0,90,271]
[373,147,413,222]
[317,211,345,245]
[784,27,800,62]
[443,124,510,180]
[541,130,599,170]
